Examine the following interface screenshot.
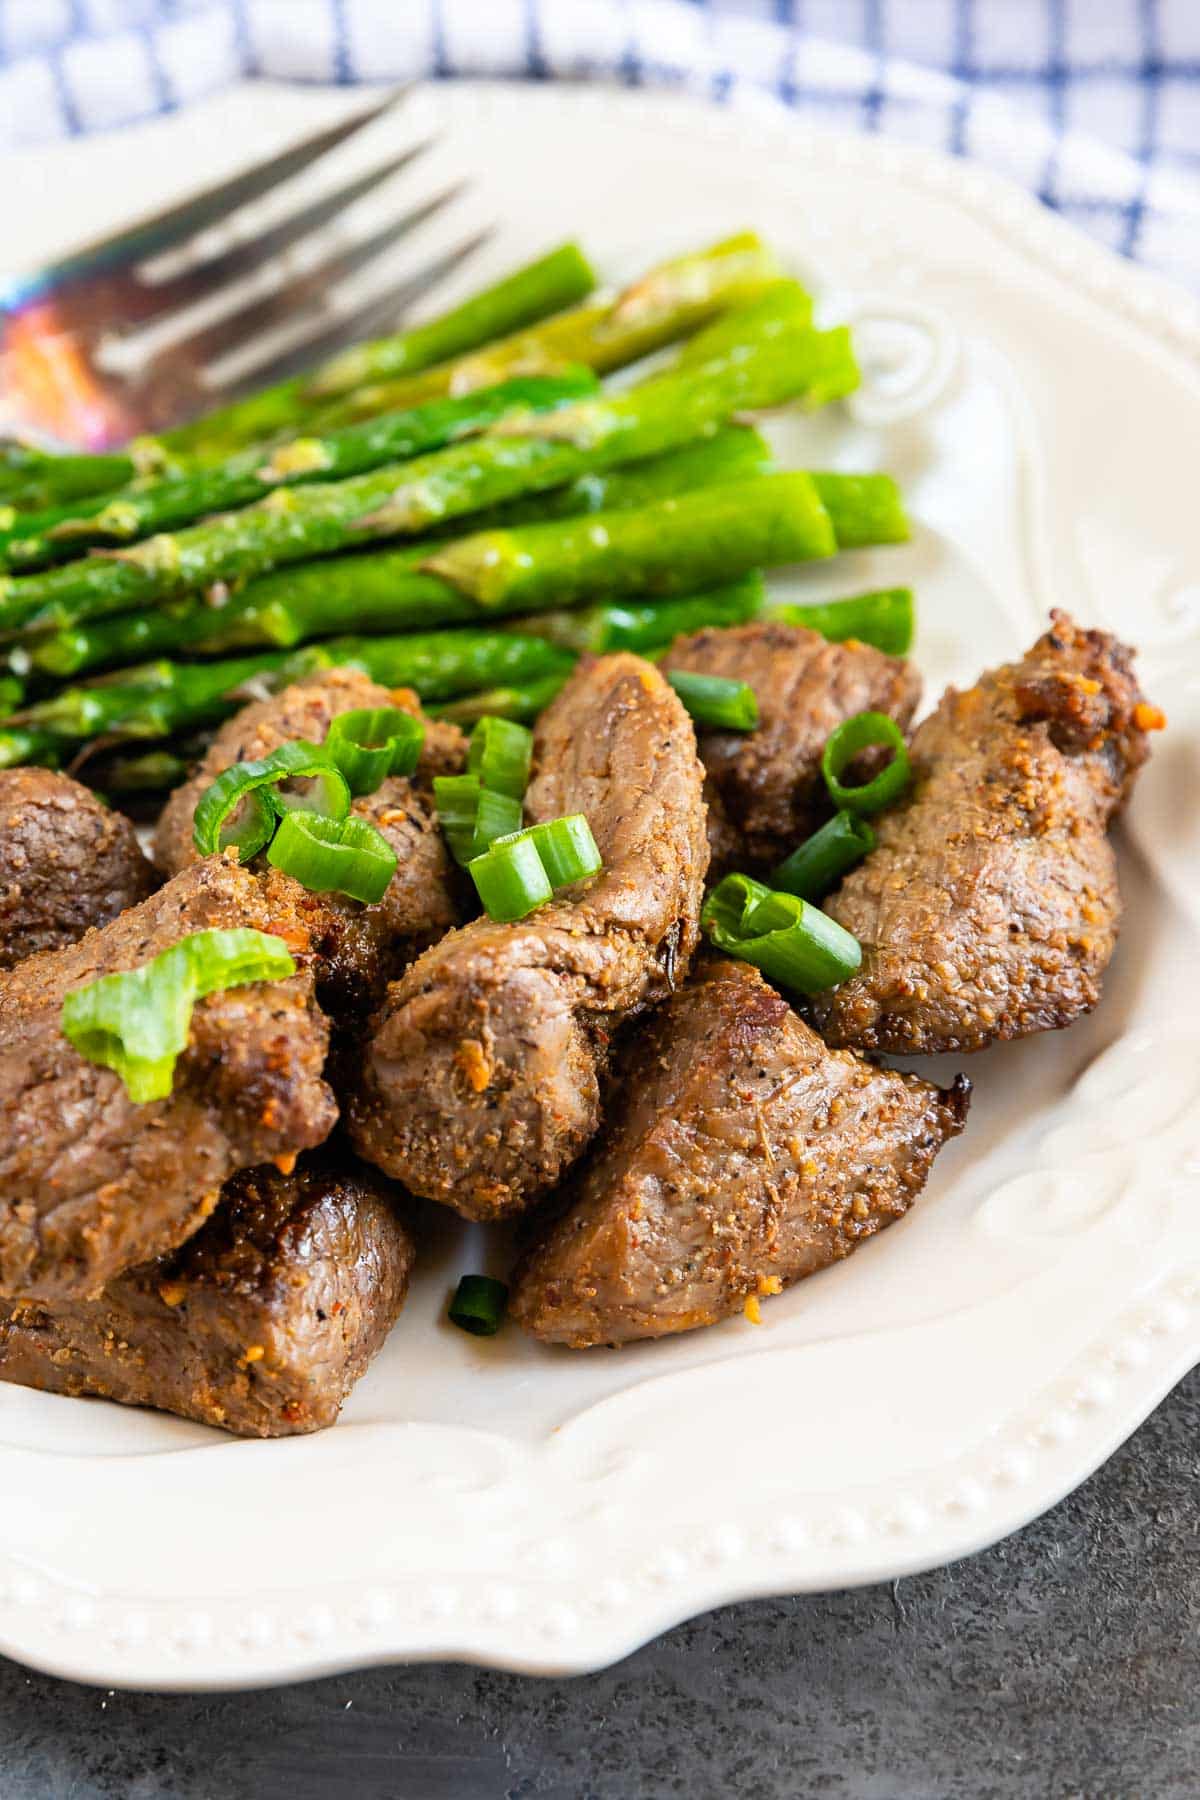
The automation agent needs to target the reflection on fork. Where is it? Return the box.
[0,87,491,450]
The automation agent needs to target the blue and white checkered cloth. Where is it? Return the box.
[2,1,1199,288]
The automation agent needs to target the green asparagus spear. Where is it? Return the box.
[64,584,765,755]
[811,473,909,547]
[317,630,576,701]
[0,674,23,716]
[677,295,859,415]
[423,473,837,610]
[307,242,597,399]
[431,670,572,726]
[673,278,811,365]
[315,232,784,426]
[0,572,912,767]
[7,628,571,749]
[507,575,766,654]
[0,372,597,572]
[464,420,772,532]
[771,587,914,656]
[158,243,599,461]
[0,448,165,516]
[0,726,63,770]
[24,469,828,682]
[0,314,833,636]
[91,744,192,795]
[7,648,329,746]
[25,427,770,678]
[0,439,51,487]
[4,467,849,754]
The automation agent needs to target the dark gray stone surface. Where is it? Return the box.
[1,1369,1196,1799]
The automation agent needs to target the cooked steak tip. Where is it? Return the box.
[153,666,467,1015]
[811,611,1157,1056]
[510,957,969,1348]
[0,856,337,1303]
[662,620,920,874]
[0,1154,414,1437]
[350,652,710,1220]
[0,767,155,970]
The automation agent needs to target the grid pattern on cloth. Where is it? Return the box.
[0,0,1198,286]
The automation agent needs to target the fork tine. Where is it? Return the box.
[155,183,471,374]
[114,140,438,330]
[32,86,413,292]
[219,228,496,393]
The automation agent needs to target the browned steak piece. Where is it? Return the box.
[0,768,154,969]
[511,957,969,1347]
[350,653,709,1222]
[154,667,467,1013]
[0,1153,413,1437]
[811,611,1158,1055]
[0,857,337,1303]
[661,622,921,872]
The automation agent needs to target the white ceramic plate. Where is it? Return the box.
[1,80,1199,1692]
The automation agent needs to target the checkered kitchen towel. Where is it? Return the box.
[2,1,1199,287]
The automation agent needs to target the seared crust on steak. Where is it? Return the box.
[511,958,969,1346]
[349,653,709,1221]
[661,622,920,872]
[811,611,1156,1055]
[0,768,154,968]
[154,667,467,1011]
[0,1154,413,1437]
[0,858,337,1302]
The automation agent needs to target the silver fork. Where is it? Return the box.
[0,87,491,451]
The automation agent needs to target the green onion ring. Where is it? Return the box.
[523,814,602,889]
[466,715,534,799]
[448,1274,509,1337]
[467,833,553,922]
[192,739,350,860]
[702,872,861,994]
[467,813,602,921]
[60,927,296,1104]
[433,773,523,867]
[266,809,398,904]
[324,707,424,797]
[771,810,877,902]
[820,711,911,815]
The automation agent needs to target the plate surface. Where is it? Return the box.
[2,79,1199,1691]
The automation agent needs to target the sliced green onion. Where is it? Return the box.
[467,813,602,921]
[434,773,485,864]
[211,786,278,862]
[266,809,398,904]
[772,587,914,657]
[666,669,759,731]
[192,739,350,860]
[433,773,524,866]
[467,715,534,799]
[323,707,424,796]
[60,927,296,1103]
[434,773,484,864]
[821,711,912,815]
[702,872,861,994]
[523,814,602,889]
[468,831,553,922]
[448,1274,509,1337]
[772,811,877,902]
